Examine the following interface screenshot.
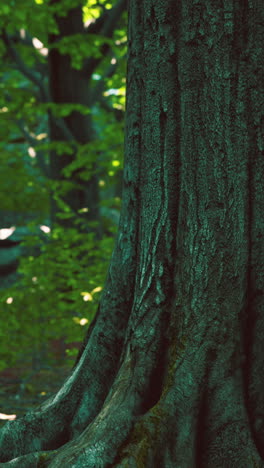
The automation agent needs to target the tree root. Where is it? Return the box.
[0,333,263,467]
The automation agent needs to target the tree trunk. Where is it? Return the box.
[0,0,263,466]
[48,2,100,229]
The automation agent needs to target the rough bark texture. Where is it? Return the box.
[0,0,264,466]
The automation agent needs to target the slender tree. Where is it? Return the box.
[0,0,264,466]
[0,0,126,230]
[48,0,126,229]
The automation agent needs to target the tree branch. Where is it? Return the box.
[86,0,126,36]
[7,31,49,77]
[1,29,48,102]
[48,112,77,144]
[90,60,118,105]
[15,119,50,177]
[99,0,127,38]
[83,0,127,78]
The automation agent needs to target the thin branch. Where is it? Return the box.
[15,120,38,147]
[98,96,124,122]
[99,0,127,38]
[7,30,34,47]
[86,0,126,36]
[1,29,48,102]
[90,60,118,105]
[15,119,50,177]
[5,86,76,154]
[83,0,127,78]
[48,111,77,144]
[8,31,49,77]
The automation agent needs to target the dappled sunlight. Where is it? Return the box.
[40,225,51,234]
[32,38,44,49]
[36,133,48,140]
[78,207,89,213]
[81,292,93,302]
[28,147,36,158]
[79,318,89,326]
[104,89,122,96]
[73,317,89,326]
[0,227,15,240]
[0,413,16,421]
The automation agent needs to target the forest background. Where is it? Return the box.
[0,0,126,417]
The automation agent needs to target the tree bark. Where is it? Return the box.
[0,0,264,466]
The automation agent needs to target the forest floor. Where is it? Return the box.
[0,353,76,428]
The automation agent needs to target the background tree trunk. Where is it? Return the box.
[48,2,100,229]
[0,0,263,466]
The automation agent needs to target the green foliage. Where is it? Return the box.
[51,33,113,70]
[0,222,116,370]
[37,103,91,118]
[0,144,49,215]
[0,0,127,372]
